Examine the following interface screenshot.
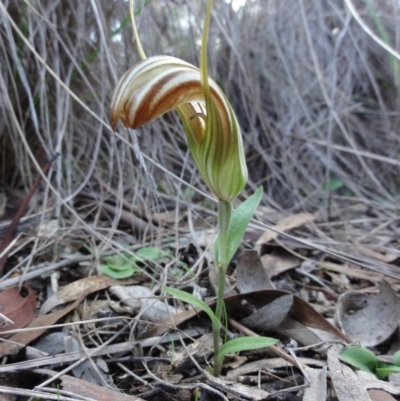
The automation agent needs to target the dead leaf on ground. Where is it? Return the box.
[335,280,400,346]
[236,250,274,293]
[224,290,349,343]
[260,249,300,278]
[110,285,179,322]
[60,374,145,401]
[303,366,327,401]
[240,294,292,331]
[65,335,112,385]
[277,316,331,346]
[32,332,67,356]
[357,371,400,396]
[172,333,213,373]
[146,289,349,343]
[368,389,397,401]
[256,213,316,245]
[0,285,36,338]
[322,262,384,283]
[40,275,117,315]
[327,345,372,401]
[0,298,82,357]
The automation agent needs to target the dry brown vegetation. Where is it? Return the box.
[1,0,400,399]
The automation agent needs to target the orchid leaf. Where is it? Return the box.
[340,346,378,373]
[164,287,221,331]
[214,186,263,264]
[215,336,278,368]
[393,350,400,366]
[375,362,400,379]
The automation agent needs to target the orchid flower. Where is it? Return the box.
[110,31,247,203]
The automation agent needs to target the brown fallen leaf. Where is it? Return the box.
[256,213,315,245]
[60,374,146,401]
[0,298,81,357]
[260,250,300,278]
[0,285,36,338]
[40,275,117,315]
[368,389,397,401]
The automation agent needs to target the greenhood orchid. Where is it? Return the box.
[110,53,247,202]
[109,0,275,378]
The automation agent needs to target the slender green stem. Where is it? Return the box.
[213,199,232,376]
[201,0,229,377]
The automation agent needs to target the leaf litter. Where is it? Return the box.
[1,0,400,400]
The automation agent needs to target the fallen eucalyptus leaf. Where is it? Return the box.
[240,294,292,331]
[0,298,82,357]
[335,280,400,346]
[236,250,273,293]
[40,275,116,315]
[0,285,36,338]
[257,213,315,245]
[111,285,178,322]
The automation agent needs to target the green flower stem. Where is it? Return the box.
[213,199,232,376]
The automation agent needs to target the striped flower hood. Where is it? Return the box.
[110,55,247,202]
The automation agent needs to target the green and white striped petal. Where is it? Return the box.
[110,55,247,201]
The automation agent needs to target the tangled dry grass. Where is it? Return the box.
[2,0,400,275]
[1,0,400,398]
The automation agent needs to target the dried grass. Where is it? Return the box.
[1,0,400,272]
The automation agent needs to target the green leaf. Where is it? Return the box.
[394,350,400,366]
[109,261,136,271]
[340,346,378,373]
[100,263,138,279]
[136,247,170,261]
[214,186,263,264]
[216,336,278,361]
[164,287,221,331]
[323,177,343,192]
[375,364,400,379]
[101,247,170,279]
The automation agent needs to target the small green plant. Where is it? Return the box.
[340,346,400,379]
[322,177,344,192]
[100,247,170,279]
[110,0,278,376]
